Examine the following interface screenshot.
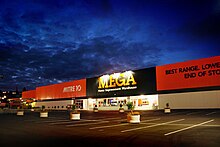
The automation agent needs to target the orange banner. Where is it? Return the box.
[156,56,220,91]
[36,79,86,100]
[22,90,36,99]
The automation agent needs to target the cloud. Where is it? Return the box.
[0,0,219,91]
[0,32,161,91]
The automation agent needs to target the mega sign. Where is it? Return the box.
[156,56,220,91]
[98,71,137,93]
[86,67,157,97]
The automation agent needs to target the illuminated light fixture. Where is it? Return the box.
[124,71,133,77]
[113,73,120,79]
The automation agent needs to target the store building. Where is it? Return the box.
[22,90,36,108]
[86,68,158,110]
[22,56,220,110]
[33,79,87,110]
[156,55,220,109]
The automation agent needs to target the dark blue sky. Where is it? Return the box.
[0,0,219,91]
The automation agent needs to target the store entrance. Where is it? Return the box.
[94,97,127,110]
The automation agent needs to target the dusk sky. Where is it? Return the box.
[0,0,219,91]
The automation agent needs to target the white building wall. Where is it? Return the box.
[83,99,88,110]
[158,90,220,109]
[35,100,73,110]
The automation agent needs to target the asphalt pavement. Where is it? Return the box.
[0,109,220,147]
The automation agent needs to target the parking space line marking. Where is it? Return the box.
[141,123,220,127]
[205,112,216,116]
[66,121,109,127]
[201,124,220,127]
[89,118,161,130]
[121,119,185,133]
[24,118,68,122]
[169,111,191,115]
[38,119,70,123]
[96,117,123,121]
[49,119,104,125]
[80,119,108,122]
[49,121,74,125]
[186,111,201,115]
[164,119,214,136]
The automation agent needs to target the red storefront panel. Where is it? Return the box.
[36,79,86,100]
[22,90,36,99]
[156,56,220,91]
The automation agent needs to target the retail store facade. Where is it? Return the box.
[22,56,220,110]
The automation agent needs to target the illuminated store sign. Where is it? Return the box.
[86,67,157,97]
[156,56,220,91]
[63,85,82,92]
[98,71,137,88]
[97,71,137,93]
[36,79,86,100]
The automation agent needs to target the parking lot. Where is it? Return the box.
[1,109,220,147]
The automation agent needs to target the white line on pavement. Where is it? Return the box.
[169,111,191,115]
[186,111,202,115]
[38,119,70,123]
[89,118,161,130]
[140,123,220,127]
[25,118,69,123]
[49,117,122,125]
[164,119,214,136]
[49,119,103,125]
[205,112,217,116]
[96,117,123,121]
[23,117,64,121]
[66,121,109,127]
[121,119,185,133]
